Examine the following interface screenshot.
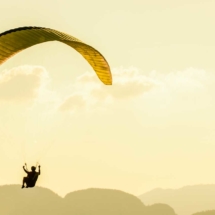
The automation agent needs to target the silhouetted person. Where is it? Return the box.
[22,165,41,189]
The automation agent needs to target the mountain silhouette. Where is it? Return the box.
[192,210,215,215]
[63,188,146,215]
[0,185,177,215]
[139,185,215,215]
[145,203,177,215]
[0,185,62,215]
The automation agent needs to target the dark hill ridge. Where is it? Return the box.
[0,185,62,215]
[63,188,146,215]
[145,203,177,215]
[139,184,215,215]
[0,185,176,215]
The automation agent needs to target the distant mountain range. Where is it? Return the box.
[193,211,215,215]
[139,184,215,215]
[0,185,176,215]
[1,184,215,215]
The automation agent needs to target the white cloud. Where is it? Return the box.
[0,65,50,103]
[59,67,157,112]
[59,66,215,113]
[5,66,212,113]
[151,67,212,92]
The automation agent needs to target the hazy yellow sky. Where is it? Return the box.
[1,0,215,196]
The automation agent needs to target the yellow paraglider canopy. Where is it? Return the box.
[0,26,112,85]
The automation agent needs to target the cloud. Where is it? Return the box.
[59,93,86,112]
[151,67,211,92]
[59,67,156,112]
[78,66,155,98]
[0,65,50,102]
[29,65,214,113]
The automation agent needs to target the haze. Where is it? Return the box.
[0,0,215,197]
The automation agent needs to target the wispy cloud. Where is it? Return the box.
[59,67,157,112]
[59,93,86,112]
[0,65,50,103]
[59,66,215,113]
[151,67,212,92]
[4,66,213,113]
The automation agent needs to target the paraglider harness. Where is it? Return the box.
[25,163,39,187]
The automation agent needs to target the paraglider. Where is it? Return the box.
[0,26,112,85]
[22,164,41,188]
[0,26,112,189]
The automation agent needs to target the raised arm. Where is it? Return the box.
[38,166,41,175]
[23,165,29,174]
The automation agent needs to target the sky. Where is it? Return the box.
[0,0,215,197]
